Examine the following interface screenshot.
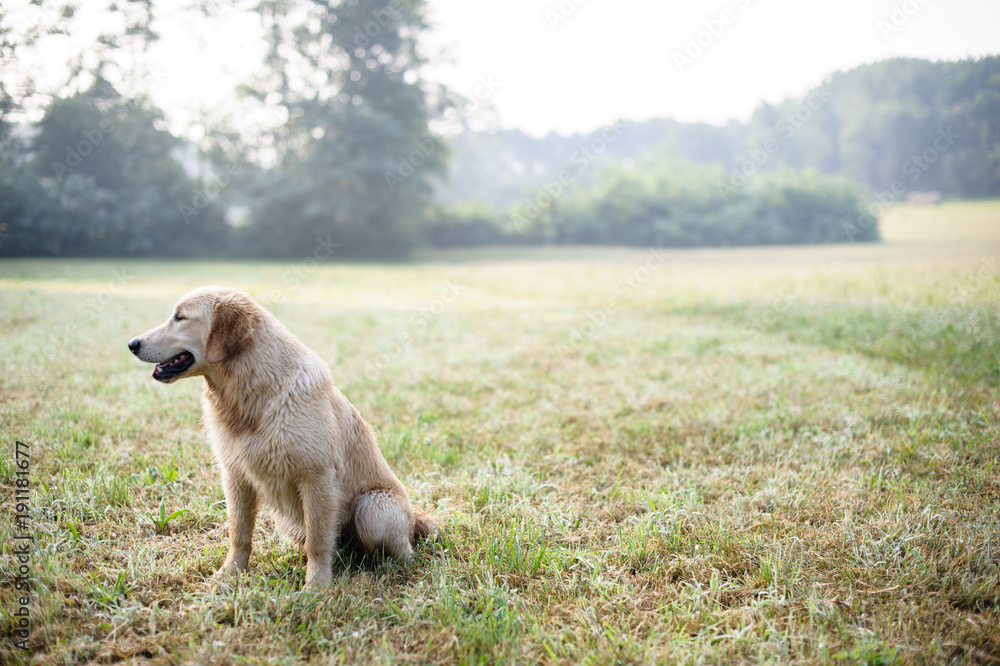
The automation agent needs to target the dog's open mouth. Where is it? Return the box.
[153,352,194,382]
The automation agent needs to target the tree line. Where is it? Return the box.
[0,1,995,258]
[441,57,1000,209]
[428,157,877,248]
[1,0,443,259]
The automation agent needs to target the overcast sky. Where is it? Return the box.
[422,0,1000,135]
[9,0,1000,138]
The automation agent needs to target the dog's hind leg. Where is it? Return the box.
[353,490,415,561]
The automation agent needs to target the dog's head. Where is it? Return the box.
[128,286,259,383]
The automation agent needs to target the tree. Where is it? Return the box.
[0,79,227,256]
[235,0,448,258]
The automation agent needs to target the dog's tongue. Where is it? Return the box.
[153,353,190,377]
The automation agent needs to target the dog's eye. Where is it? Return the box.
[173,312,186,322]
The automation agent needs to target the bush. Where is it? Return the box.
[547,158,879,246]
[425,156,880,248]
[421,200,507,248]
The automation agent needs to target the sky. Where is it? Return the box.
[421,0,1000,135]
[7,0,1000,138]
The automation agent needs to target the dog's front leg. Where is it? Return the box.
[218,467,258,577]
[300,478,342,590]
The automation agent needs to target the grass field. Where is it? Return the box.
[2,201,999,664]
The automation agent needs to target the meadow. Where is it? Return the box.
[1,201,999,664]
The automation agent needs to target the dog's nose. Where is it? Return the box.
[128,338,141,355]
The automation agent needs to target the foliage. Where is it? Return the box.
[233,0,447,259]
[0,0,448,260]
[757,57,1000,199]
[421,199,508,247]
[1,6,996,257]
[146,500,191,534]
[436,119,750,209]
[552,157,877,246]
[0,79,228,257]
[433,156,878,248]
[444,57,1000,212]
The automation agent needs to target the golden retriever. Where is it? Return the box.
[128,286,436,589]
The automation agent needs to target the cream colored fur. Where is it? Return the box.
[129,286,436,589]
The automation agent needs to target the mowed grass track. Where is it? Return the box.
[1,201,999,664]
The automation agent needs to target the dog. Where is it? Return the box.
[128,286,436,589]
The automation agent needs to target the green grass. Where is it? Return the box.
[1,201,999,664]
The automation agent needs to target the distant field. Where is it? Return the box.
[1,201,999,664]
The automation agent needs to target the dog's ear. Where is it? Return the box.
[206,293,256,364]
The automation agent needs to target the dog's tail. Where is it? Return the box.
[412,507,440,543]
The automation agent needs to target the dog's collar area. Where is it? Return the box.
[153,351,195,382]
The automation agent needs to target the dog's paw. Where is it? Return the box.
[303,567,332,591]
[427,522,444,543]
[207,571,235,592]
[209,560,245,588]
